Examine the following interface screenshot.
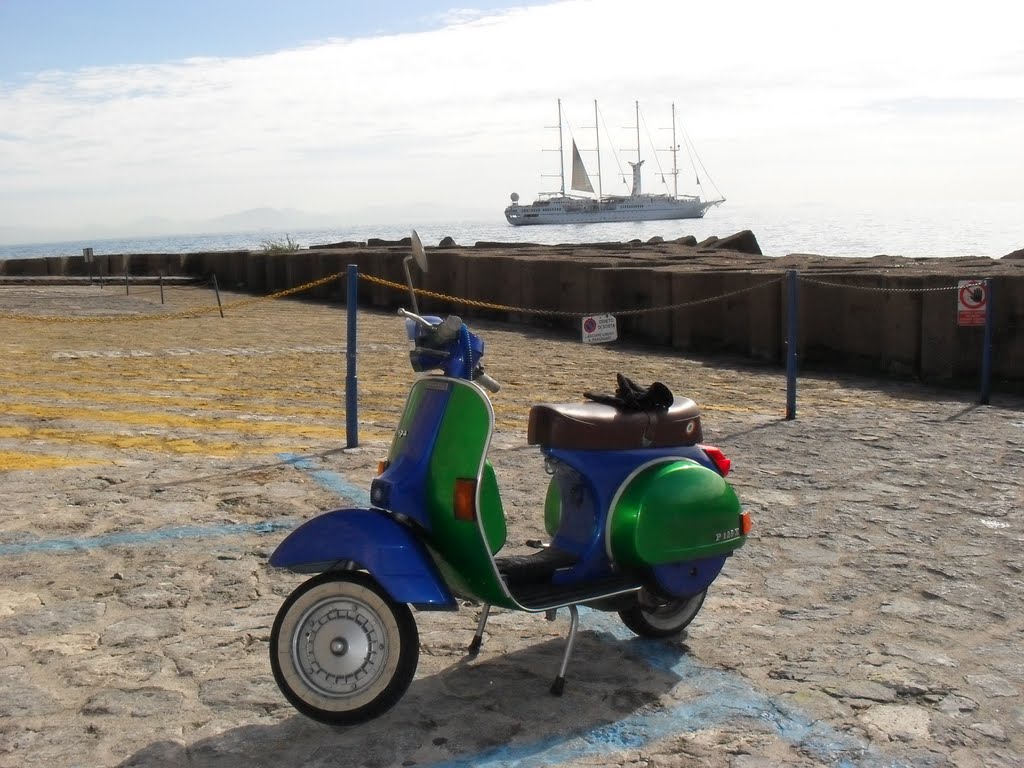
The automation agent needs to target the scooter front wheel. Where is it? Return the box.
[618,588,707,638]
[270,571,419,725]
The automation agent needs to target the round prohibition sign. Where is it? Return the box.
[959,282,986,310]
[583,317,598,333]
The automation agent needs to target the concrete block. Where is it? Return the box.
[748,273,783,362]
[992,275,1024,382]
[919,276,958,382]
[264,253,289,293]
[419,248,466,316]
[465,255,518,322]
[880,277,922,375]
[799,275,845,367]
[519,258,568,330]
[284,251,317,297]
[611,267,673,345]
[245,253,266,293]
[45,256,69,276]
[842,275,887,372]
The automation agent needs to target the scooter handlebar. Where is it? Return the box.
[476,372,501,393]
[398,308,436,329]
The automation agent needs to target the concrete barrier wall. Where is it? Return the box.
[3,249,1021,389]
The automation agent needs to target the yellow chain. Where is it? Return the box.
[359,272,784,317]
[0,272,345,323]
[2,267,782,322]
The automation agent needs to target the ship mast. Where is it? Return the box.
[635,100,641,165]
[594,100,603,200]
[541,99,566,196]
[671,102,680,198]
[558,99,565,196]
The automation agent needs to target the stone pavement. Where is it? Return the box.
[0,285,1021,767]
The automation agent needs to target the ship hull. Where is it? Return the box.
[504,196,720,226]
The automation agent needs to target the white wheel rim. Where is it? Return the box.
[276,580,403,712]
[293,595,388,698]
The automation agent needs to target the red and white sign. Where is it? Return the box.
[957,280,987,327]
[581,314,617,344]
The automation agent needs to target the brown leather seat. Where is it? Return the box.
[528,397,702,450]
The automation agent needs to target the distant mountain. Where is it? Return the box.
[200,207,334,232]
[0,204,497,246]
[0,207,339,245]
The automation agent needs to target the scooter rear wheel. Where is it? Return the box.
[618,588,707,638]
[270,571,419,724]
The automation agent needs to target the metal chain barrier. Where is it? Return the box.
[358,272,784,317]
[0,271,345,323]
[800,275,960,293]
[2,268,961,324]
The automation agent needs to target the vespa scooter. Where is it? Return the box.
[267,231,751,724]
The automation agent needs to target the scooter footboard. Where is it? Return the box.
[269,508,457,609]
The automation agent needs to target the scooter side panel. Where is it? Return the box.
[423,381,518,609]
[268,508,457,609]
[610,459,746,566]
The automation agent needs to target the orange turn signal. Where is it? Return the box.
[453,478,478,522]
[739,511,752,536]
[377,459,390,475]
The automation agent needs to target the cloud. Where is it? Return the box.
[1,0,1022,234]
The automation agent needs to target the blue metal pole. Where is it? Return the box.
[980,278,993,405]
[785,270,798,420]
[345,264,359,448]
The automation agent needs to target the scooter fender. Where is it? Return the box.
[269,507,456,610]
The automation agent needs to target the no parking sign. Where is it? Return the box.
[957,280,987,327]
[581,314,617,344]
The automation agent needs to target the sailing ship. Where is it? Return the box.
[504,100,724,226]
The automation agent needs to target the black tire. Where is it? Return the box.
[618,587,707,638]
[269,571,419,725]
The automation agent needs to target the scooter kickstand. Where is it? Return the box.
[550,604,579,697]
[468,603,491,656]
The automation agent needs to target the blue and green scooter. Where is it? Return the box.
[268,232,751,724]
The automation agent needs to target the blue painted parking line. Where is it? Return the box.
[424,610,907,768]
[0,454,365,557]
[0,519,294,556]
[279,452,372,506]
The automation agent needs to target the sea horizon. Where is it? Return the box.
[2,202,1021,261]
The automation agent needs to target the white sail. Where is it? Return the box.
[570,140,594,193]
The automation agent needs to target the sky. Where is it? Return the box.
[1,0,1023,242]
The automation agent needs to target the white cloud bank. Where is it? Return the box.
[1,0,1022,237]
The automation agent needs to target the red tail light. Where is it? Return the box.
[453,478,478,522]
[700,445,731,476]
[740,510,752,535]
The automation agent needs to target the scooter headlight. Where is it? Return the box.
[370,478,391,508]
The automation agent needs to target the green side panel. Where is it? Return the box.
[423,381,516,609]
[479,461,507,553]
[610,459,746,567]
[543,477,561,537]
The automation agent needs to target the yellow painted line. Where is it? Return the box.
[0,402,346,440]
[0,451,108,472]
[0,424,298,457]
[0,381,406,419]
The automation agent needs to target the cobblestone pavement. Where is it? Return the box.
[0,285,1022,768]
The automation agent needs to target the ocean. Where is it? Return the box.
[1,203,1021,261]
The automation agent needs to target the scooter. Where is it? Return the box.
[267,232,751,725]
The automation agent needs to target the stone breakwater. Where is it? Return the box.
[2,232,1023,387]
[0,285,1022,767]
